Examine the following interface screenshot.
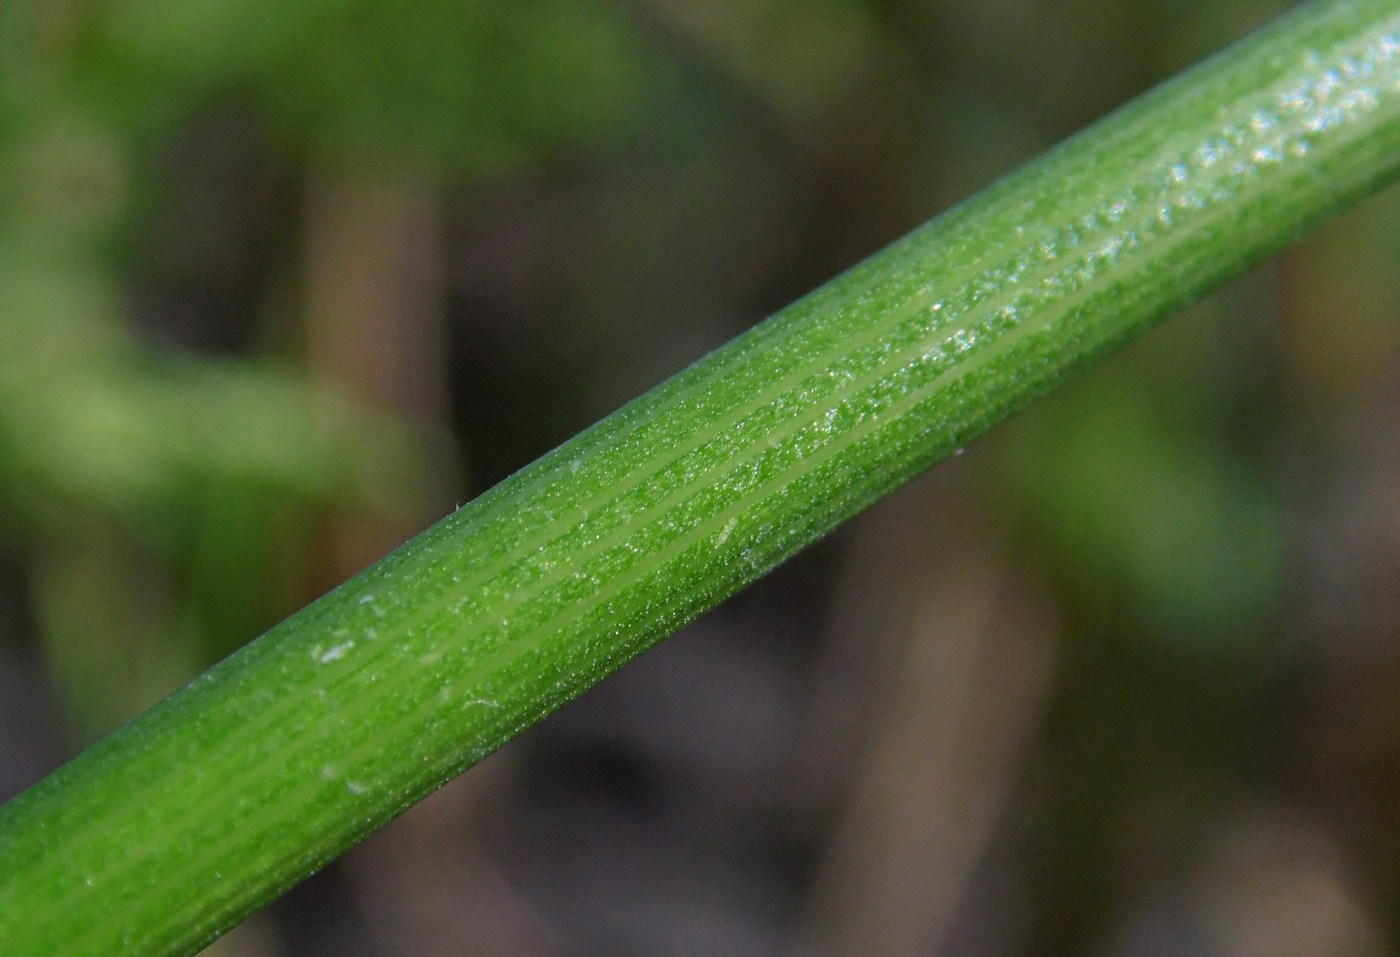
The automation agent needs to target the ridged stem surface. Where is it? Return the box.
[4,2,1400,954]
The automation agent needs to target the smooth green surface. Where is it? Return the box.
[4,1,1400,954]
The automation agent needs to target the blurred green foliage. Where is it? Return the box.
[0,0,678,740]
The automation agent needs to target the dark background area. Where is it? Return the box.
[3,1,1400,954]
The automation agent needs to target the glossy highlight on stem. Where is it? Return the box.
[4,2,1400,955]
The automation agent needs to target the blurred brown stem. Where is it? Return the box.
[301,164,451,582]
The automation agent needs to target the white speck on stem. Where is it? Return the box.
[715,517,738,546]
[316,642,352,663]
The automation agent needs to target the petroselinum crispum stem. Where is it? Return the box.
[4,2,1400,954]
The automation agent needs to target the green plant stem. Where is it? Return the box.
[5,2,1400,954]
